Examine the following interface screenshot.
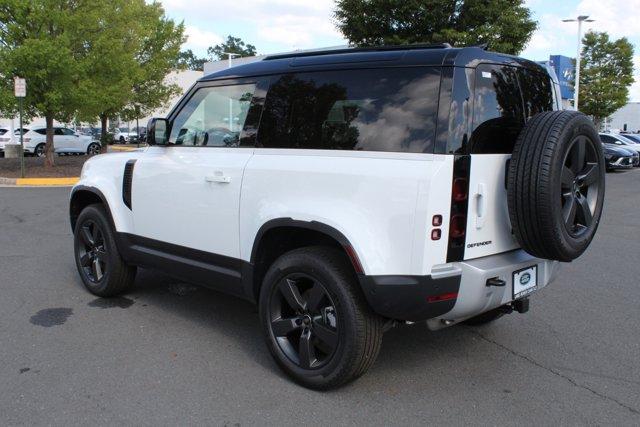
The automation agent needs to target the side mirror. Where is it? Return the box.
[147,118,170,146]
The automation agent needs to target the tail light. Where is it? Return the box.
[452,178,468,202]
[23,137,31,142]
[446,156,471,262]
[450,215,466,238]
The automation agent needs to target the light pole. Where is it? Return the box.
[562,15,595,111]
[223,52,240,131]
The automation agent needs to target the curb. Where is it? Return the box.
[109,145,145,152]
[0,176,79,186]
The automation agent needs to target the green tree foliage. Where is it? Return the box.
[0,0,184,165]
[80,1,185,145]
[0,0,88,165]
[178,49,207,71]
[334,0,537,55]
[579,31,635,127]
[207,35,257,60]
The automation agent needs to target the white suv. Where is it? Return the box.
[69,45,605,389]
[22,126,100,156]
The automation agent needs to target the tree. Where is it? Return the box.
[334,0,537,55]
[207,35,257,60]
[79,1,184,146]
[0,0,90,166]
[579,31,634,128]
[178,49,207,71]
[0,0,184,165]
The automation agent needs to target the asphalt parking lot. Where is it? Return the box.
[1,170,639,426]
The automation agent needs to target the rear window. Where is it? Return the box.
[258,67,441,153]
[470,64,553,154]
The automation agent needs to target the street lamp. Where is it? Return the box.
[562,15,595,111]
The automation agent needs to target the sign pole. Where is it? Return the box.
[19,97,24,178]
[14,77,26,178]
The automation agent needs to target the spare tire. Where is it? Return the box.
[507,111,605,262]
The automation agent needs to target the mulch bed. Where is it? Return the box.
[0,155,90,178]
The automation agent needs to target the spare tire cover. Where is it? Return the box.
[507,110,605,262]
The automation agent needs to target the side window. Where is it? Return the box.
[259,67,441,153]
[599,135,616,144]
[169,83,257,147]
[35,129,46,135]
[54,128,65,136]
[62,128,76,136]
[470,64,525,154]
[517,68,554,119]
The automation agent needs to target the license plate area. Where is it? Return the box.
[513,265,537,299]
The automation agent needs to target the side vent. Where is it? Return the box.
[122,159,137,210]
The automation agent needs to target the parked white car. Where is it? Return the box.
[21,127,101,156]
[113,130,138,143]
[0,128,28,153]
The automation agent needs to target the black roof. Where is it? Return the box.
[199,45,545,82]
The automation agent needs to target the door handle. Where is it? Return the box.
[204,173,231,184]
[475,183,485,229]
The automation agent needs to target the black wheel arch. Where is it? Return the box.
[69,186,116,233]
[247,218,364,302]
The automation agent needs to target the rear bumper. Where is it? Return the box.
[358,249,559,326]
[426,250,559,330]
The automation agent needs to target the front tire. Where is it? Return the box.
[73,204,136,296]
[259,246,384,390]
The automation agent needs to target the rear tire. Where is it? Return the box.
[35,143,45,157]
[259,246,384,390]
[87,143,101,155]
[73,204,136,296]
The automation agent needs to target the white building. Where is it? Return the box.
[605,102,640,133]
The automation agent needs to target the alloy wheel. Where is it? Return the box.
[35,145,45,157]
[76,220,108,282]
[269,273,339,370]
[88,144,100,155]
[560,135,601,237]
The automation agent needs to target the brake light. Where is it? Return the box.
[23,138,30,142]
[452,178,468,202]
[446,156,471,262]
[450,215,466,238]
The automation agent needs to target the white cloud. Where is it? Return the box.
[183,25,223,51]
[162,0,345,53]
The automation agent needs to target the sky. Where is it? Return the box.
[162,0,640,101]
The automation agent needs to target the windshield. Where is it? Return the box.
[621,134,640,144]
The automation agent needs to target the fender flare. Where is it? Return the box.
[249,218,363,272]
[69,185,116,232]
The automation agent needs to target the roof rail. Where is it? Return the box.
[263,43,453,61]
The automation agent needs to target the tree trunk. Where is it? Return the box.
[593,116,603,131]
[44,114,55,168]
[100,114,108,153]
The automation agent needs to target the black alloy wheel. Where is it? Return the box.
[76,219,108,283]
[560,135,601,238]
[35,143,45,157]
[259,246,384,389]
[268,273,339,370]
